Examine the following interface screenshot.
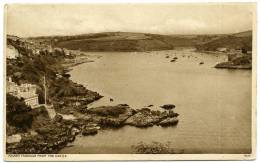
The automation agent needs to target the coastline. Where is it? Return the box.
[196,50,252,69]
[6,53,180,154]
[6,54,103,154]
[6,33,252,154]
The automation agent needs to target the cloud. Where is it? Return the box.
[6,3,255,37]
[163,18,207,34]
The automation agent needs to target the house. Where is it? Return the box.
[7,77,39,108]
[6,45,19,59]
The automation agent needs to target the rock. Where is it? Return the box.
[88,104,135,127]
[7,121,77,154]
[110,98,114,102]
[119,104,129,106]
[147,105,154,107]
[124,106,180,128]
[99,118,123,127]
[88,104,130,117]
[215,61,251,69]
[82,127,98,136]
[159,117,179,127]
[125,113,153,127]
[68,136,75,142]
[132,141,184,154]
[124,109,161,127]
[215,55,252,69]
[165,56,170,58]
[215,56,252,69]
[167,110,179,117]
[160,104,175,110]
[173,57,178,60]
[140,107,151,112]
[215,62,233,68]
[199,61,204,65]
[71,127,80,136]
[53,114,63,122]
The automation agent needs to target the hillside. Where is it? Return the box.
[196,30,252,51]
[27,32,202,52]
[232,30,252,37]
[27,30,252,52]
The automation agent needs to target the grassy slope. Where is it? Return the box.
[29,32,200,52]
[232,30,252,37]
[55,32,174,51]
[196,30,252,51]
[27,30,252,52]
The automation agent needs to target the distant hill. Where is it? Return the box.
[26,30,252,52]
[196,30,252,51]
[232,30,252,37]
[55,32,172,51]
[27,32,203,52]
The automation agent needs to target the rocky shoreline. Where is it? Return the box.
[6,49,180,154]
[214,53,252,69]
[214,62,251,69]
[7,104,179,154]
[6,32,252,154]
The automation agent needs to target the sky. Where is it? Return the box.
[6,3,255,37]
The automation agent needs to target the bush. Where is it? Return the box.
[6,94,33,129]
[131,141,182,154]
[89,105,127,117]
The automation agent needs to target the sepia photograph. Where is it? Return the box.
[3,2,256,161]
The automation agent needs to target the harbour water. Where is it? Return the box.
[60,49,252,154]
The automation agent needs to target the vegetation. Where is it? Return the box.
[7,37,100,103]
[88,105,128,117]
[6,36,102,132]
[196,31,252,51]
[6,93,51,133]
[29,32,216,52]
[131,141,183,154]
[6,94,33,130]
[27,31,252,53]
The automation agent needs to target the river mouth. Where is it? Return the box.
[60,49,252,154]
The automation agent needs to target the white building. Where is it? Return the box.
[7,78,39,108]
[6,45,19,59]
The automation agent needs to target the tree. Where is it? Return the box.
[6,94,33,129]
